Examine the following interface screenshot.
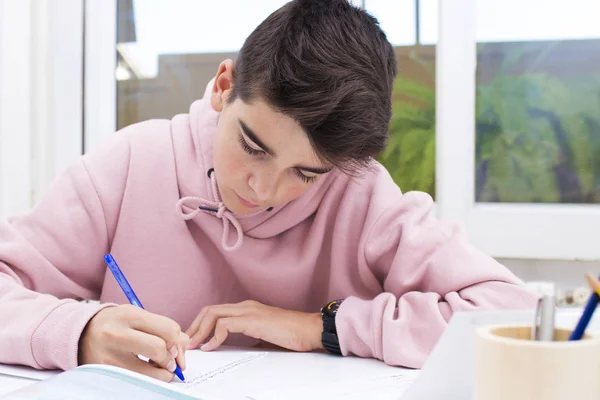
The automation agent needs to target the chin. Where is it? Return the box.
[222,199,240,214]
[222,196,248,215]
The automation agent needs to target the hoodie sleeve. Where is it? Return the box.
[0,131,133,371]
[334,190,538,369]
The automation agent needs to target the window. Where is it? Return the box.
[438,0,600,259]
[114,0,289,132]
[367,0,437,198]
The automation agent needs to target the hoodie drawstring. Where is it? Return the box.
[175,169,243,251]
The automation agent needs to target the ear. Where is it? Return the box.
[211,59,235,113]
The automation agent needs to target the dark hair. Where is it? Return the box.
[228,0,397,175]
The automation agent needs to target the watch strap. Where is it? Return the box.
[321,331,342,355]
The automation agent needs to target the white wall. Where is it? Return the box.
[0,0,83,218]
[0,0,32,217]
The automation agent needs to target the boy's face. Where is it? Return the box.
[210,60,332,216]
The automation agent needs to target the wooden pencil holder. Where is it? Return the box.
[474,325,600,400]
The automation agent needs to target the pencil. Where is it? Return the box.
[569,273,600,341]
[585,272,600,297]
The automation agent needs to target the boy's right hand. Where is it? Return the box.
[78,304,189,382]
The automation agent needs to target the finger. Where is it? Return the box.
[201,317,247,352]
[184,301,258,338]
[122,354,174,383]
[185,307,209,345]
[189,306,247,349]
[126,330,175,372]
[122,305,182,347]
[176,332,189,371]
[185,302,257,346]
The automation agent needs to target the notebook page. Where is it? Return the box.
[175,348,418,399]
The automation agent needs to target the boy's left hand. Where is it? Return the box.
[184,300,324,352]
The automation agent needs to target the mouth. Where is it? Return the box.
[236,193,260,209]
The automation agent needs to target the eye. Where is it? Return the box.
[238,133,264,156]
[294,169,318,184]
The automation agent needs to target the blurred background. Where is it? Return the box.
[1,0,600,303]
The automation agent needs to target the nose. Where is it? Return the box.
[248,171,277,203]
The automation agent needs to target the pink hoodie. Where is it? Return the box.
[0,81,536,372]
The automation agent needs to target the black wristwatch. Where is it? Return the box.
[321,299,344,355]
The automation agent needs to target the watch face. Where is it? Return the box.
[324,299,343,317]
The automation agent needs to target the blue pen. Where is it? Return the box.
[104,253,185,381]
[569,272,600,341]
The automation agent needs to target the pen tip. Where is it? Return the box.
[174,365,185,382]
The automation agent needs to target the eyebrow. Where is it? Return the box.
[238,118,333,175]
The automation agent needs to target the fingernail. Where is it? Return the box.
[170,346,178,358]
[167,359,176,372]
[200,343,209,351]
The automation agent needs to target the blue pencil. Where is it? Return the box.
[568,272,600,341]
[104,253,185,381]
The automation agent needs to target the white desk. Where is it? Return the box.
[0,349,418,399]
[0,375,37,396]
[2,309,597,399]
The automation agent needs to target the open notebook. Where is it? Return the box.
[0,347,419,400]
